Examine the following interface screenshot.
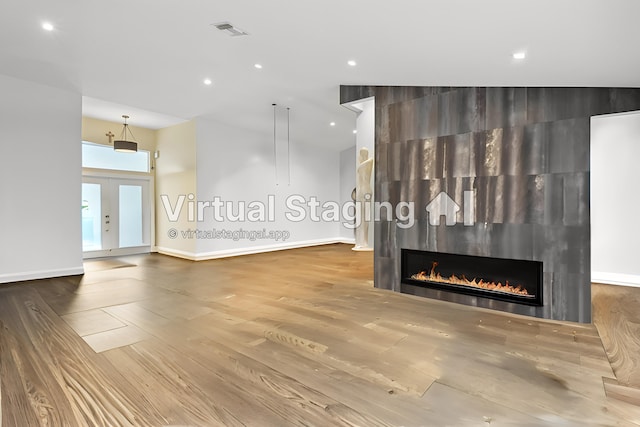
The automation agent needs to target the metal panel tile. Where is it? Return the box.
[438,90,454,136]
[418,138,442,180]
[388,141,404,182]
[456,88,486,134]
[548,118,590,174]
[443,133,471,178]
[500,125,525,177]
[522,122,548,175]
[375,104,390,146]
[485,87,528,130]
[416,95,439,139]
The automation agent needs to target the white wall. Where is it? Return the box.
[355,97,375,156]
[0,74,83,283]
[591,111,640,287]
[192,118,342,259]
[155,120,197,258]
[339,146,356,241]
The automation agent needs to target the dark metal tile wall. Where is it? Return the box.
[341,86,640,322]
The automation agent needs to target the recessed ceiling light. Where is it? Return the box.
[330,122,336,127]
[42,22,54,31]
[254,63,263,69]
[353,129,358,134]
[347,60,357,67]
[513,52,526,60]
[203,78,212,85]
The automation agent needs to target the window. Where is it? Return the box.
[82,141,150,173]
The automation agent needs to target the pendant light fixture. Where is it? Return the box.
[113,115,138,153]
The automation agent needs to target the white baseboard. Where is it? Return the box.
[339,238,356,245]
[592,272,640,288]
[158,238,356,261]
[0,266,85,284]
[156,247,198,260]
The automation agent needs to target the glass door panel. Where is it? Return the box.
[81,183,103,251]
[119,184,144,248]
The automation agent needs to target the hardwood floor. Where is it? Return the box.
[1,244,639,426]
[593,283,640,407]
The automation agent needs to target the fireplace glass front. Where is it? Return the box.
[401,249,543,306]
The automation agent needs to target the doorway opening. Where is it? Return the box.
[82,141,153,259]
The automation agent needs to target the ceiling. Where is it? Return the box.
[1,0,639,150]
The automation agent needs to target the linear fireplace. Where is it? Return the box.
[401,249,543,306]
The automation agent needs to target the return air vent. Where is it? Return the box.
[212,22,248,37]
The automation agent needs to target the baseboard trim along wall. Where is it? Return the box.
[592,272,640,288]
[155,247,196,260]
[0,266,85,284]
[157,238,357,261]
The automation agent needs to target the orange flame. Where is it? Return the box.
[410,261,531,296]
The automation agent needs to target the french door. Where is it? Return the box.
[82,176,151,258]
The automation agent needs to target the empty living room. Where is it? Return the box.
[1,1,640,425]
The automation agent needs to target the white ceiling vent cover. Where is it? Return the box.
[212,22,248,37]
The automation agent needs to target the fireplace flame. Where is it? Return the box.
[411,261,531,296]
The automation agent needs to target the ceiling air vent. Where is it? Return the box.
[212,22,248,37]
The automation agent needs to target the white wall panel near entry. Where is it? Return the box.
[339,146,356,241]
[591,111,640,287]
[0,74,83,283]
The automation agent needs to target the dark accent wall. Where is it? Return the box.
[341,86,640,322]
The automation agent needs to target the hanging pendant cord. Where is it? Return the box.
[273,104,278,185]
[126,124,137,142]
[120,115,137,142]
[287,107,291,186]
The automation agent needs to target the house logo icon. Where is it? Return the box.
[425,191,475,226]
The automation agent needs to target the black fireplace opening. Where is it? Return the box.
[401,249,543,306]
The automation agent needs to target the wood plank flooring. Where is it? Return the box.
[593,283,640,407]
[1,244,639,426]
